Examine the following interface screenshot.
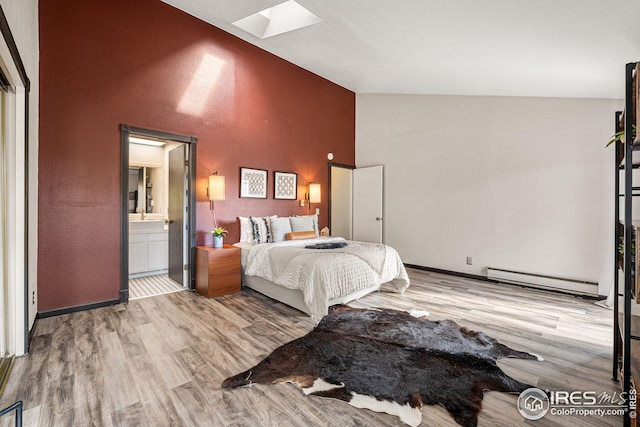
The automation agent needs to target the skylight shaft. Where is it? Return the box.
[232,0,323,39]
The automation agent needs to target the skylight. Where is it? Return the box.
[232,0,323,39]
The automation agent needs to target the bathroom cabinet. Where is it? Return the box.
[129,226,168,275]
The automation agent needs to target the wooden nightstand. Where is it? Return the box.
[195,244,241,298]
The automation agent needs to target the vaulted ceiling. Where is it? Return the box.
[162,0,640,99]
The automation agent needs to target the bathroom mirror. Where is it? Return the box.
[129,166,161,214]
[128,167,141,213]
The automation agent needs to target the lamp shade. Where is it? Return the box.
[208,175,226,201]
[309,182,321,204]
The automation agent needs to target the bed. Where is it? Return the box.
[234,236,410,320]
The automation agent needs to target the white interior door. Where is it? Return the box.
[0,88,6,356]
[353,165,383,243]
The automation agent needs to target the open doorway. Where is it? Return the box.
[329,162,354,239]
[120,125,197,303]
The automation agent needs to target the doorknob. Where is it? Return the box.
[376,217,383,221]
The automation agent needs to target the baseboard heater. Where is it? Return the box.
[487,267,600,297]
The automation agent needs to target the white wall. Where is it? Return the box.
[356,94,622,295]
[0,0,39,332]
[130,143,165,166]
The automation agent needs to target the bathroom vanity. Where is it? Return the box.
[129,218,168,276]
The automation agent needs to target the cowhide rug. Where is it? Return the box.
[222,305,543,427]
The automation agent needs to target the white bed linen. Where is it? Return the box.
[237,237,409,319]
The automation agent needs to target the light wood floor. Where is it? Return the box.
[0,268,620,426]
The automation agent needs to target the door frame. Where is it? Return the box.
[0,6,31,356]
[120,124,197,303]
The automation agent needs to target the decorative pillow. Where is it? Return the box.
[285,231,317,241]
[238,216,253,243]
[290,216,318,236]
[295,214,319,235]
[267,215,278,239]
[270,217,292,242]
[250,216,277,244]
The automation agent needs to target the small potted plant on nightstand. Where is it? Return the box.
[210,226,228,248]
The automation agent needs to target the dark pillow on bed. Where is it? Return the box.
[305,242,348,249]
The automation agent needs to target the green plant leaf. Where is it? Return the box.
[606,130,626,147]
[606,124,637,147]
[210,226,228,237]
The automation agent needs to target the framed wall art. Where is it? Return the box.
[240,167,267,198]
[274,171,297,200]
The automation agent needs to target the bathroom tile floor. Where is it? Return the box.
[129,274,184,300]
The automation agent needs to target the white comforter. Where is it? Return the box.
[243,237,410,319]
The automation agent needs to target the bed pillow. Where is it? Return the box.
[295,214,319,235]
[270,217,292,242]
[290,216,318,237]
[250,216,277,244]
[285,231,317,241]
[238,216,253,243]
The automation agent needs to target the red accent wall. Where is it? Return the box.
[38,0,355,312]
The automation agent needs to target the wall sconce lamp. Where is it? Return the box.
[208,172,225,227]
[306,182,321,213]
